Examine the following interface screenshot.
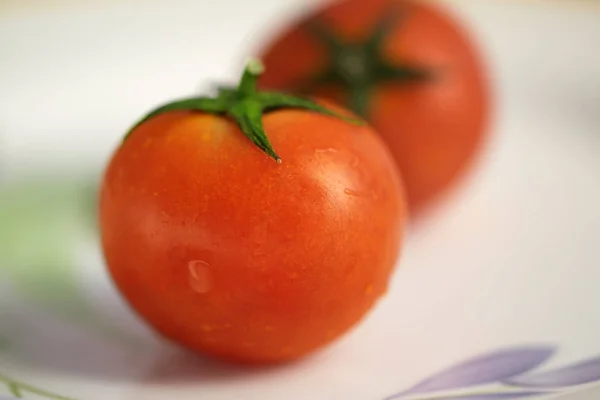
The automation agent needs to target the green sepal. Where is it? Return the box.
[124,97,229,140]
[122,59,362,162]
[230,100,282,163]
[301,6,433,118]
[258,92,362,125]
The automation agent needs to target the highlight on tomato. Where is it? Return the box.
[257,0,491,214]
[99,59,407,364]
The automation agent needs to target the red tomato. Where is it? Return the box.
[99,61,406,364]
[258,0,491,214]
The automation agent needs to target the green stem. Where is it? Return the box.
[237,59,264,97]
[123,57,361,162]
[0,373,75,400]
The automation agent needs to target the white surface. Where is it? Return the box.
[1,1,600,399]
[1,0,597,175]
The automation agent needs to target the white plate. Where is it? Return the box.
[1,0,600,399]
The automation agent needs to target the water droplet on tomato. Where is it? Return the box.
[315,148,338,154]
[344,187,380,201]
[344,188,361,197]
[370,189,380,201]
[188,260,213,294]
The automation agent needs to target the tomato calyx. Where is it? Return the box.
[295,7,434,118]
[125,59,362,163]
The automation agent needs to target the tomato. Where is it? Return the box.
[257,0,491,214]
[99,60,406,364]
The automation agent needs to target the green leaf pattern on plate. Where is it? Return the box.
[0,339,76,399]
[0,374,76,400]
[0,177,97,315]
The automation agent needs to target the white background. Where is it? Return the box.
[1,1,600,399]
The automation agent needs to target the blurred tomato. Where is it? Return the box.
[258,0,491,214]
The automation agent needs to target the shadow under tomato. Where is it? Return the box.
[123,341,329,400]
[1,299,291,387]
[139,348,294,385]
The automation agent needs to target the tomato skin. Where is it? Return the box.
[258,0,491,214]
[99,106,406,364]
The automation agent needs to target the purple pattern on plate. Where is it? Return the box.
[427,393,546,400]
[396,346,555,397]
[504,356,600,388]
